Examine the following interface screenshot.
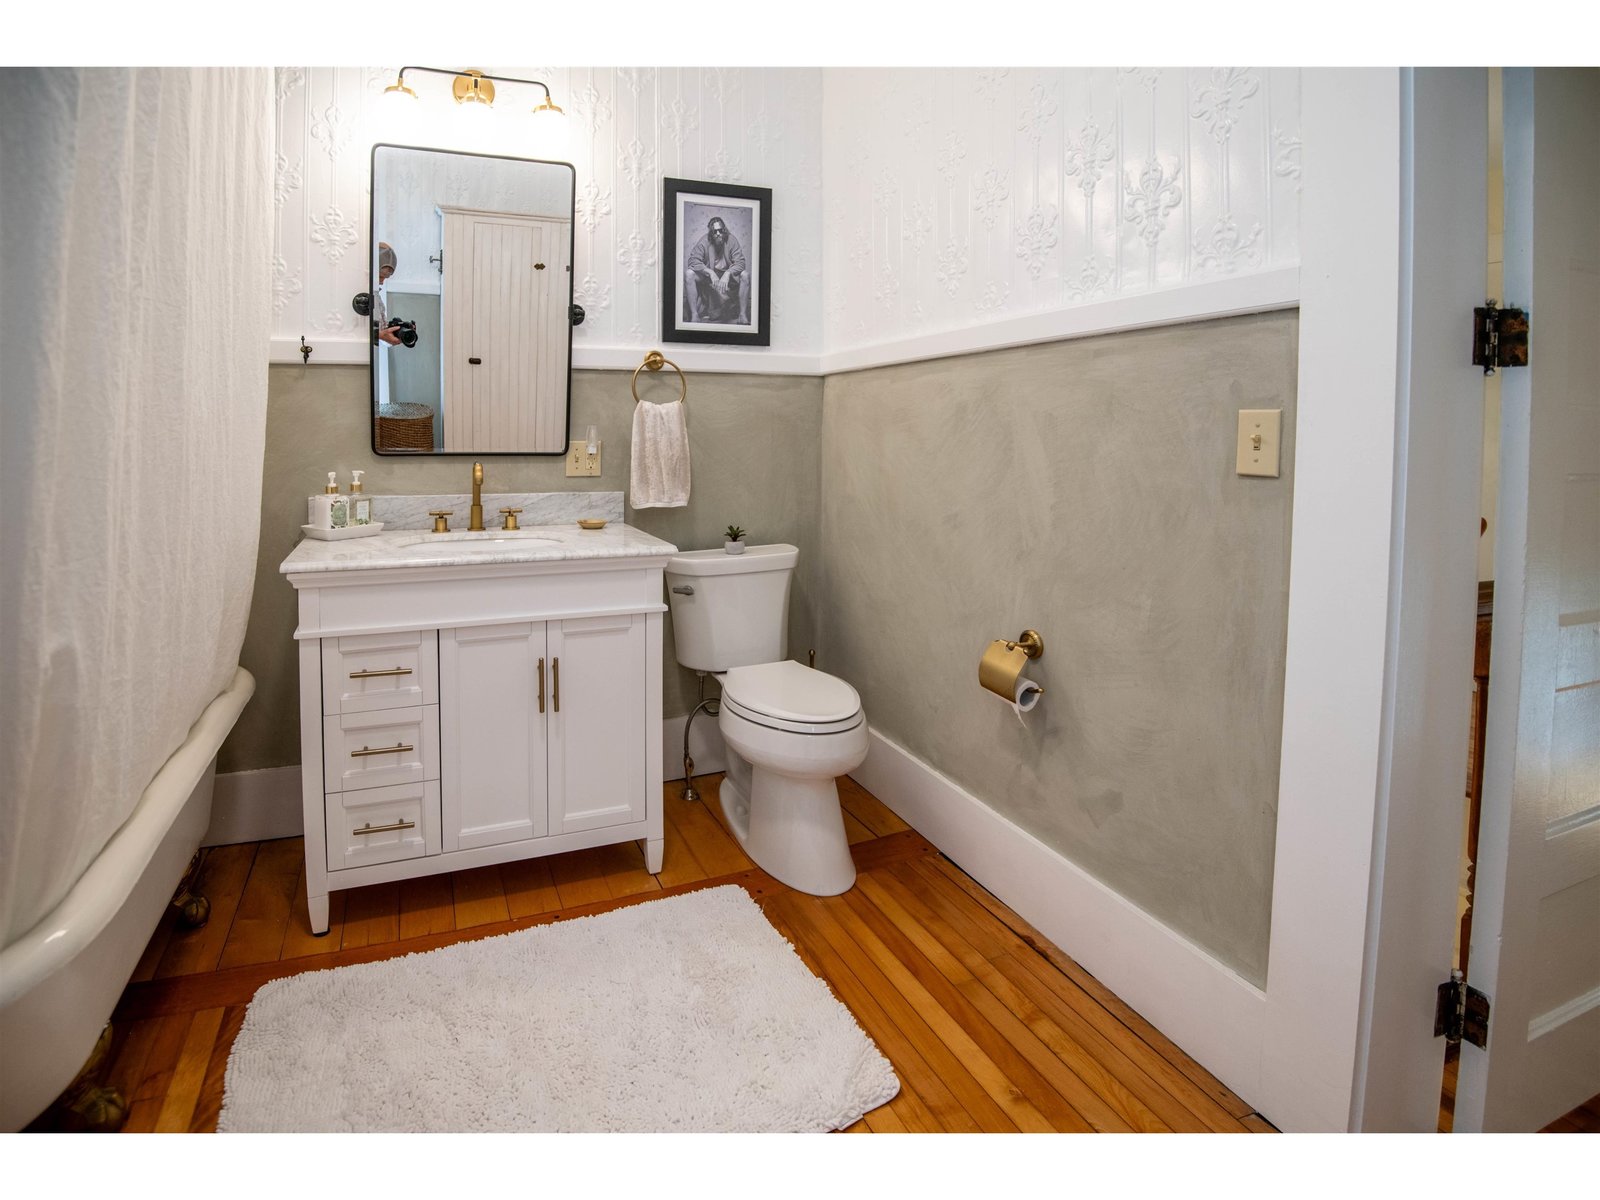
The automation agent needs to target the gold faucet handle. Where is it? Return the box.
[499,507,522,531]
[428,510,454,534]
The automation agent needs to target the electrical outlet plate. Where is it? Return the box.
[1236,409,1282,478]
[566,440,601,477]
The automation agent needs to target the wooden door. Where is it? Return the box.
[439,622,549,852]
[547,614,647,836]
[1455,67,1600,1131]
[533,223,571,452]
[469,216,543,452]
[439,208,568,453]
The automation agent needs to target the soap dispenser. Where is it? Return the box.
[349,470,373,525]
[308,472,347,530]
[328,475,350,529]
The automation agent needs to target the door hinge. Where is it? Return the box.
[1472,300,1529,375]
[1435,969,1491,1049]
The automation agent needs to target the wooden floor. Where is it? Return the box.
[28,774,1280,1132]
[29,772,1599,1134]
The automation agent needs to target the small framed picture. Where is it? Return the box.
[662,177,772,347]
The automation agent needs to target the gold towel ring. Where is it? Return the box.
[632,349,687,406]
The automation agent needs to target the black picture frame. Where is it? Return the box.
[661,177,772,347]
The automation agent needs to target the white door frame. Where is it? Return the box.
[1259,67,1414,1132]
[1348,68,1489,1130]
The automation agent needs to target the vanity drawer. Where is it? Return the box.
[326,780,441,872]
[324,704,439,793]
[322,630,439,715]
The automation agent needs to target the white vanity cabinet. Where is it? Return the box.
[282,528,675,936]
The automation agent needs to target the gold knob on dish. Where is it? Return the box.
[500,507,522,531]
[429,510,454,534]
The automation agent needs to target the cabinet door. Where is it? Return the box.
[548,614,647,836]
[439,622,549,852]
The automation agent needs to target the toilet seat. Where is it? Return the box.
[720,661,863,736]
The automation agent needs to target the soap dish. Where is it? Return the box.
[577,518,608,530]
[302,522,384,541]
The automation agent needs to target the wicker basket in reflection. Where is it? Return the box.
[376,403,435,452]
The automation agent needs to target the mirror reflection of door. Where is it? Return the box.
[370,145,574,456]
[439,207,572,453]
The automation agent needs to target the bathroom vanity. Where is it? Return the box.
[281,524,677,934]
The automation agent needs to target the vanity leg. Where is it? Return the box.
[308,893,330,936]
[643,837,664,875]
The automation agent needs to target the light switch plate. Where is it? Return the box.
[566,440,601,477]
[1236,409,1282,478]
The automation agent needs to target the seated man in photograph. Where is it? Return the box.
[683,216,749,324]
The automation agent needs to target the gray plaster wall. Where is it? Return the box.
[817,312,1299,983]
[221,364,822,775]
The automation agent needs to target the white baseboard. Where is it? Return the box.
[662,712,727,782]
[204,766,304,846]
[852,726,1269,1111]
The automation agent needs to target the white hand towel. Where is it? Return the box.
[629,398,691,508]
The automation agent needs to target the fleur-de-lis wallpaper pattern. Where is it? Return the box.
[272,67,826,358]
[821,67,1300,352]
[272,67,1297,364]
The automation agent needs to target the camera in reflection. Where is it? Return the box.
[385,318,419,348]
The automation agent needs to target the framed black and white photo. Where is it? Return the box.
[662,177,772,347]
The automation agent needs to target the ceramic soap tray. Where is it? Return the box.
[302,522,384,541]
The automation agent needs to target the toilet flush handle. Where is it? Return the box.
[671,585,694,595]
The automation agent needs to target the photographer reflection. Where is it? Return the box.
[374,242,417,347]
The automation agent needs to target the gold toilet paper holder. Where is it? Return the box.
[979,630,1046,702]
[1004,629,1044,659]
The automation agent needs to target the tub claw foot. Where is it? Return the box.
[68,1085,128,1133]
[47,1023,128,1132]
[175,892,210,928]
[171,848,211,928]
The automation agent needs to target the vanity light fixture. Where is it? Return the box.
[380,66,564,120]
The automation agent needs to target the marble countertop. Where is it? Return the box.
[281,523,679,575]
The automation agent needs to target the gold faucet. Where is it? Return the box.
[469,462,485,531]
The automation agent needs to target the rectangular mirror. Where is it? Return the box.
[370,144,575,455]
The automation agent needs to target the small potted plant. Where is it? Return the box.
[724,525,747,555]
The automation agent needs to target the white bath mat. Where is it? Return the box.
[219,885,898,1132]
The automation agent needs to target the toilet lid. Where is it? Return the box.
[721,661,862,728]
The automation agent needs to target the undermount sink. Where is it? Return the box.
[401,535,560,556]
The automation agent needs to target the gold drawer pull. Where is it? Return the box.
[537,657,546,714]
[350,743,414,758]
[353,819,416,836]
[350,667,413,679]
[552,657,560,713]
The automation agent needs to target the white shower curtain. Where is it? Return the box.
[0,69,273,947]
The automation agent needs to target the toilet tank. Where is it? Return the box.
[665,544,798,672]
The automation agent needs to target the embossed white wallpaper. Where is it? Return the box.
[821,67,1301,353]
[271,66,826,363]
[272,67,1299,369]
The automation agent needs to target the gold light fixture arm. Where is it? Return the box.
[391,66,562,115]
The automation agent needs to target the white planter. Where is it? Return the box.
[724,541,746,555]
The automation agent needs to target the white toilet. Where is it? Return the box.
[665,544,868,896]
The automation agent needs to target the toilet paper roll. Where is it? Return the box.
[979,640,1045,721]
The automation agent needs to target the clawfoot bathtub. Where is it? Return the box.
[0,667,255,1130]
